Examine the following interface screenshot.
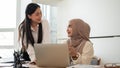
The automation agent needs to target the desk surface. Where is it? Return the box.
[0,58,104,68]
[0,62,104,68]
[0,63,104,68]
[22,64,104,68]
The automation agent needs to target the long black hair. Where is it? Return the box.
[18,3,43,47]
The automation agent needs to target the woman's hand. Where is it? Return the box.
[29,60,36,65]
[21,45,27,52]
[68,45,77,56]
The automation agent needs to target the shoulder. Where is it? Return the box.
[18,23,23,31]
[41,19,49,27]
[41,19,49,25]
[81,41,94,56]
[85,41,93,46]
[18,23,24,34]
[84,41,93,50]
[41,19,49,28]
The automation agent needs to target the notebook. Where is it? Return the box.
[34,43,70,67]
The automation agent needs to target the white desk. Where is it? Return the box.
[0,58,104,68]
[0,63,104,68]
[67,64,104,68]
[22,64,104,68]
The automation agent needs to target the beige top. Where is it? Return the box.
[71,41,94,64]
[21,19,51,62]
[67,19,94,64]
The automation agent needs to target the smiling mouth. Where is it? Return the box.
[38,20,41,21]
[37,19,41,21]
[68,32,71,34]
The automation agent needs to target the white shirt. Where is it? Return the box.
[22,19,50,62]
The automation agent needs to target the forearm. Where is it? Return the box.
[26,44,36,62]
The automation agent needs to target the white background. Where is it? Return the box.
[56,0,120,64]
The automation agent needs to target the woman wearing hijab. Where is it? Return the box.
[67,19,94,64]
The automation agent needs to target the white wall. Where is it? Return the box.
[20,0,32,23]
[56,0,120,64]
[91,38,120,64]
[57,0,120,37]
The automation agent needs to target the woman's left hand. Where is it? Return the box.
[68,45,77,56]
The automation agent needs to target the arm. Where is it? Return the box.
[26,44,36,62]
[18,24,36,63]
[42,19,51,43]
[20,32,36,62]
[72,41,94,64]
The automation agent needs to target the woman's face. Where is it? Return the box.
[67,23,73,37]
[28,7,42,24]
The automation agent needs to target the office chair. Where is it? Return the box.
[91,56,101,65]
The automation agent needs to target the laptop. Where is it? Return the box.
[34,44,70,67]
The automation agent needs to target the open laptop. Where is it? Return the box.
[34,44,70,67]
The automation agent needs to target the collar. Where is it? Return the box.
[31,24,39,32]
